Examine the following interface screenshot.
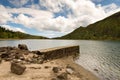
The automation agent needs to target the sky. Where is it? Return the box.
[0,0,120,38]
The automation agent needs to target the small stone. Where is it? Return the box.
[25,58,33,63]
[32,51,42,55]
[66,64,74,70]
[94,69,98,72]
[31,58,38,63]
[66,65,74,74]
[1,53,9,58]
[66,68,74,74]
[19,56,25,60]
[52,67,60,73]
[37,60,44,64]
[14,53,21,59]
[29,67,41,69]
[11,62,26,75]
[12,59,22,63]
[33,54,39,58]
[18,44,28,50]
[57,72,68,80]
[44,66,50,69]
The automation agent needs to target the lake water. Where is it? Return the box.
[0,39,120,80]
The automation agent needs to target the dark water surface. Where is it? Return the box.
[0,39,120,80]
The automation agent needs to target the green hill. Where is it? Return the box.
[0,26,46,39]
[59,11,120,40]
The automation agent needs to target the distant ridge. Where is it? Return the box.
[0,26,47,39]
[58,11,120,40]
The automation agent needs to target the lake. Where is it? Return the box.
[0,39,120,80]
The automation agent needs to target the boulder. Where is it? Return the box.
[18,44,28,50]
[11,62,26,75]
[57,72,68,80]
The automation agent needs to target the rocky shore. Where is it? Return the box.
[0,44,99,80]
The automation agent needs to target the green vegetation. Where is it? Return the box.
[0,26,46,39]
[59,11,120,40]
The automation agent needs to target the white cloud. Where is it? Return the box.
[0,0,120,37]
[14,14,33,27]
[1,25,25,33]
[0,5,12,24]
[40,0,65,13]
[8,0,29,7]
[103,3,119,12]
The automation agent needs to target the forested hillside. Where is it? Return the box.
[59,11,120,40]
[0,26,46,39]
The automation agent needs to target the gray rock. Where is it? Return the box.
[18,44,28,50]
[66,64,74,74]
[57,72,68,80]
[66,68,74,74]
[11,62,26,75]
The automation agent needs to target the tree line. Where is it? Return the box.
[0,26,46,39]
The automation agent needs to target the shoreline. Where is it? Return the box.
[0,38,120,41]
[0,56,99,80]
[58,56,100,80]
[0,44,99,80]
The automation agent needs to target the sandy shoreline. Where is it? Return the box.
[0,56,99,80]
[0,44,99,80]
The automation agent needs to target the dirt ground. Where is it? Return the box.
[0,56,99,80]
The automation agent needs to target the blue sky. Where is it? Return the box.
[0,0,120,38]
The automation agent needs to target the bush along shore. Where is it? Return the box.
[0,44,99,80]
